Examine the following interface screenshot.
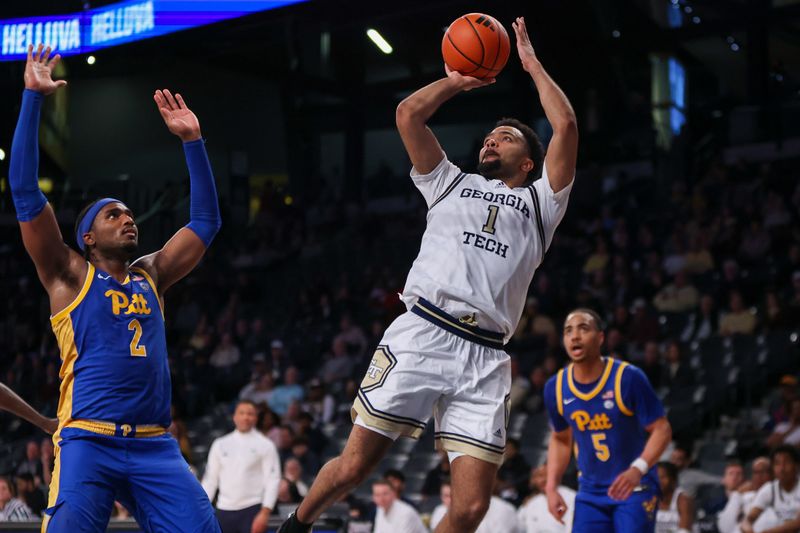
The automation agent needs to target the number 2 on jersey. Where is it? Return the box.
[482,205,499,234]
[592,432,610,462]
[128,319,147,357]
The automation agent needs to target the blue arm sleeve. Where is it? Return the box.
[623,366,666,428]
[183,139,221,246]
[544,377,570,432]
[9,90,48,221]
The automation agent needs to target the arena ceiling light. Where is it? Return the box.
[367,28,393,54]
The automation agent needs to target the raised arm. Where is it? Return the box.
[395,68,493,174]
[545,428,573,524]
[133,89,221,294]
[513,17,578,192]
[11,45,85,302]
[0,381,57,434]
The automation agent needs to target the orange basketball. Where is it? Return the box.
[442,13,510,80]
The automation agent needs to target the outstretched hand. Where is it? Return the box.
[24,44,67,95]
[445,63,495,92]
[154,89,202,142]
[512,17,539,72]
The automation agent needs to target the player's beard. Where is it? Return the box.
[477,158,504,179]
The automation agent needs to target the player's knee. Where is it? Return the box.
[449,498,490,528]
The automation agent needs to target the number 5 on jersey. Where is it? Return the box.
[128,319,147,357]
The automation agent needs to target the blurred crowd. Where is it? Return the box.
[0,144,798,531]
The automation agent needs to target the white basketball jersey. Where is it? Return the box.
[400,156,573,342]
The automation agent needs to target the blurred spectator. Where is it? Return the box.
[763,291,791,331]
[523,367,547,413]
[334,314,368,359]
[653,271,699,313]
[15,440,42,480]
[302,379,336,426]
[202,401,281,533]
[704,461,745,514]
[319,338,357,386]
[628,300,660,347]
[168,415,194,465]
[641,342,664,389]
[429,480,451,531]
[421,451,451,498]
[372,478,426,533]
[40,438,53,488]
[497,439,530,504]
[283,458,308,497]
[290,437,320,475]
[662,341,694,392]
[384,469,416,509]
[769,376,799,430]
[13,473,44,516]
[474,475,520,533]
[718,457,771,533]
[720,291,756,336]
[656,461,695,533]
[739,446,800,533]
[681,294,718,342]
[583,238,609,275]
[269,340,288,381]
[739,221,771,263]
[684,235,714,275]
[274,425,295,463]
[295,411,328,454]
[766,398,800,449]
[508,358,531,411]
[276,477,302,505]
[258,408,282,443]
[0,476,33,522]
[240,374,275,407]
[270,367,305,416]
[516,464,575,532]
[670,444,720,497]
[514,298,558,347]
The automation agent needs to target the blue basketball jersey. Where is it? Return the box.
[50,263,171,428]
[544,358,664,495]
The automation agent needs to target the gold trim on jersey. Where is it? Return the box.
[556,369,565,416]
[130,266,164,318]
[615,361,634,416]
[50,263,95,324]
[52,315,79,434]
[567,357,614,401]
[66,419,166,438]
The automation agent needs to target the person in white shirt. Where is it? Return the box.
[656,462,694,533]
[741,446,800,533]
[718,457,772,533]
[202,400,281,533]
[476,494,519,533]
[517,464,575,533]
[372,478,427,533]
[430,481,451,531]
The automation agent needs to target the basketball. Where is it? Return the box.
[442,13,510,80]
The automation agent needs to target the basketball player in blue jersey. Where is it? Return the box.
[8,44,222,533]
[280,17,578,533]
[544,309,672,532]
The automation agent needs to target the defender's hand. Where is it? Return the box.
[154,89,202,142]
[445,64,495,92]
[608,467,643,501]
[24,44,67,95]
[512,17,539,72]
[251,508,270,533]
[546,489,568,524]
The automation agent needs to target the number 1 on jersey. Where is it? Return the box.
[482,205,499,234]
[128,319,147,357]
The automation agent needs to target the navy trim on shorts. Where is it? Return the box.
[434,431,506,454]
[357,389,427,430]
[411,298,505,349]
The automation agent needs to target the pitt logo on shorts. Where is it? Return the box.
[360,346,397,392]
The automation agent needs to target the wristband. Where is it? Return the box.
[631,457,649,475]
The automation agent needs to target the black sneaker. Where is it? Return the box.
[276,512,312,533]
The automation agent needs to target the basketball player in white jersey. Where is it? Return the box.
[278,16,578,533]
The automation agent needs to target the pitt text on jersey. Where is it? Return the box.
[459,187,530,259]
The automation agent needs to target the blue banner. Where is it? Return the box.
[0,0,306,61]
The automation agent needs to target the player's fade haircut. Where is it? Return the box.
[75,198,103,259]
[495,117,545,182]
[772,444,800,464]
[564,308,607,331]
[657,461,678,482]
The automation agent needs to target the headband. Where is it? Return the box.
[75,198,123,251]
